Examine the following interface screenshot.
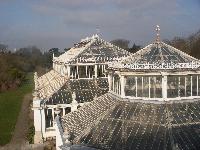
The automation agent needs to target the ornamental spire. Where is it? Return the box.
[96,25,100,36]
[156,25,161,42]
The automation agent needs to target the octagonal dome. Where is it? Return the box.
[109,41,200,71]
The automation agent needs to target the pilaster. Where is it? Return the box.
[162,75,168,100]
[108,73,113,91]
[95,65,98,78]
[32,99,46,144]
[120,75,125,98]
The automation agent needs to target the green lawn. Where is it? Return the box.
[0,73,34,145]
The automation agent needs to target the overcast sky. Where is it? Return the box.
[0,0,200,51]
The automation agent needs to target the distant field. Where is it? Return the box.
[0,73,33,146]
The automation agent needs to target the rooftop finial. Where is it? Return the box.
[96,25,100,36]
[156,25,161,42]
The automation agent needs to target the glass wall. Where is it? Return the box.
[124,76,162,98]
[143,76,149,97]
[192,75,197,96]
[167,75,199,98]
[125,76,136,96]
[167,76,179,98]
[113,75,121,95]
[150,76,162,98]
[179,76,185,97]
[186,76,191,97]
[79,66,87,78]
[97,65,108,77]
[122,75,200,99]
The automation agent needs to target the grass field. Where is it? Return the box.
[0,73,33,146]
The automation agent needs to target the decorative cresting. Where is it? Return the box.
[109,26,200,70]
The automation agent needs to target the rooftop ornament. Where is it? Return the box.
[156,25,161,42]
[109,25,200,70]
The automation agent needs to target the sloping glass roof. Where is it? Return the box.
[61,94,200,150]
[46,78,108,105]
[55,34,131,64]
[109,42,200,70]
[128,42,197,64]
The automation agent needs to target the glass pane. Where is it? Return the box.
[192,75,197,96]
[150,76,162,98]
[150,77,155,98]
[186,76,191,97]
[45,109,53,128]
[125,76,136,97]
[113,75,120,94]
[88,65,94,78]
[180,76,185,97]
[97,65,104,77]
[79,66,86,78]
[198,76,200,96]
[155,76,162,98]
[143,76,149,98]
[137,77,142,97]
[167,76,178,98]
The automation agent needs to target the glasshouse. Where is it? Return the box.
[56,27,200,150]
[32,34,130,143]
[109,26,200,101]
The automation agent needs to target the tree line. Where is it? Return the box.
[0,46,63,92]
[0,29,200,92]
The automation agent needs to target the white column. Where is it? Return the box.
[197,76,199,96]
[32,99,46,144]
[116,79,118,94]
[101,65,104,76]
[121,76,125,98]
[135,77,138,97]
[95,65,98,78]
[67,65,70,78]
[86,65,88,78]
[178,77,181,97]
[53,62,55,70]
[108,73,112,91]
[112,76,115,92]
[162,75,167,100]
[185,76,187,97]
[191,76,193,96]
[148,77,151,98]
[74,67,76,79]
[63,108,65,116]
[142,77,144,96]
[77,66,79,79]
[71,92,78,112]
[55,116,66,150]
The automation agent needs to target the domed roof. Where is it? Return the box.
[109,26,200,71]
[109,41,200,71]
[126,42,197,64]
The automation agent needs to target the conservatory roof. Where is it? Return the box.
[109,41,200,71]
[46,78,108,105]
[53,34,131,64]
[61,93,200,150]
[34,70,68,100]
[109,25,200,71]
